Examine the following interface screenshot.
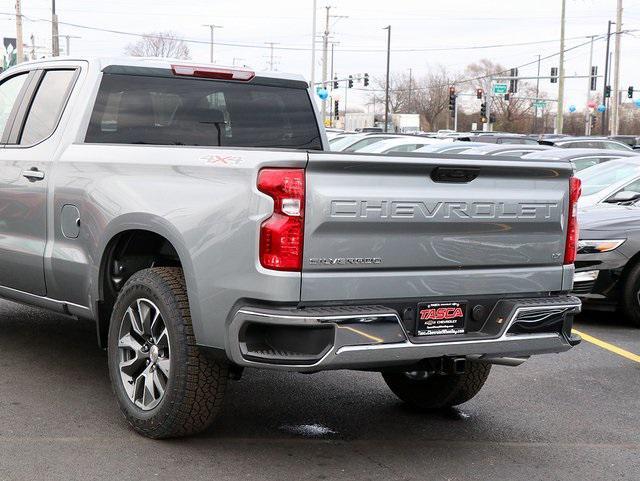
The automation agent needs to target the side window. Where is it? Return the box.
[0,73,29,140]
[19,69,76,145]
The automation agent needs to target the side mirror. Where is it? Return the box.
[605,190,640,204]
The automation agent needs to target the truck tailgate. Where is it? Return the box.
[301,152,573,302]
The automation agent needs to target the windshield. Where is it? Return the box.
[329,135,362,151]
[577,160,640,196]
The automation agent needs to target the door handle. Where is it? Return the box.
[22,168,45,181]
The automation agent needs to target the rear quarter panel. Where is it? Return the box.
[49,145,307,348]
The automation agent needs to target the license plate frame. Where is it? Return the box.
[415,301,467,337]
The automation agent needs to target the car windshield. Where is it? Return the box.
[577,160,640,196]
[329,135,361,151]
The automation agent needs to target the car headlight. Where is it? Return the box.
[577,239,626,254]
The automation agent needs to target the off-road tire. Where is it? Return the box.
[382,362,491,409]
[622,263,640,327]
[107,267,228,438]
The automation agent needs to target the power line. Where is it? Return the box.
[361,34,612,93]
[0,12,625,54]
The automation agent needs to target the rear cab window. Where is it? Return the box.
[85,68,322,150]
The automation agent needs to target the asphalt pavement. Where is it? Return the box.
[0,299,638,481]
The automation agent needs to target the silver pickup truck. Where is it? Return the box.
[0,57,581,438]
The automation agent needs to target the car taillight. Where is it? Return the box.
[564,176,582,265]
[258,169,305,271]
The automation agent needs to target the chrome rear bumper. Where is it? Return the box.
[227,296,581,372]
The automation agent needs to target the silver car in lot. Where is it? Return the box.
[461,144,553,158]
[413,141,488,155]
[523,148,639,171]
[354,136,447,153]
[329,133,407,152]
[576,157,640,207]
[540,137,633,151]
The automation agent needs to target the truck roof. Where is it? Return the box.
[6,56,309,85]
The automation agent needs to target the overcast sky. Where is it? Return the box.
[1,0,639,113]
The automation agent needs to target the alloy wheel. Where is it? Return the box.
[117,298,171,411]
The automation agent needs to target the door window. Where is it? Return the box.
[0,73,28,140]
[19,69,76,145]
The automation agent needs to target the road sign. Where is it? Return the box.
[533,100,546,108]
[493,83,508,95]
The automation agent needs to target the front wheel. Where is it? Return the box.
[382,361,491,410]
[107,267,228,438]
[621,263,640,327]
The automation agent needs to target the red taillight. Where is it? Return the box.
[564,177,582,265]
[171,64,255,81]
[258,169,305,271]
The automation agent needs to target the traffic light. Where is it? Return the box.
[363,73,369,87]
[550,67,558,84]
[504,93,510,101]
[480,102,487,122]
[476,88,483,99]
[605,85,611,98]
[591,115,597,128]
[628,86,634,99]
[334,100,339,120]
[590,66,598,91]
[333,77,339,89]
[449,86,456,113]
[509,68,518,93]
[348,75,353,88]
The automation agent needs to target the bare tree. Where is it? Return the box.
[368,65,459,131]
[465,59,544,132]
[125,31,191,59]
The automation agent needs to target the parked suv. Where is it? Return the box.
[0,57,581,439]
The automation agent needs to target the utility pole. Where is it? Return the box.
[52,0,60,56]
[264,42,280,70]
[203,24,223,63]
[320,6,331,123]
[329,42,337,127]
[408,68,413,110]
[384,25,391,132]
[15,0,24,63]
[533,54,541,134]
[611,0,623,136]
[601,20,613,135]
[320,7,347,124]
[585,35,596,135]
[311,0,317,88]
[556,0,566,133]
[58,34,80,55]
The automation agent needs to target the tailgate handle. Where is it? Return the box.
[431,167,479,183]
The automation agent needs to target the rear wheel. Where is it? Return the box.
[622,263,640,327]
[382,361,491,409]
[107,267,228,438]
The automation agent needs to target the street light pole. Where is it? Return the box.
[310,0,317,88]
[585,35,596,135]
[15,0,24,63]
[203,24,223,63]
[384,25,391,133]
[533,54,541,134]
[611,0,623,136]
[555,0,566,134]
[52,0,60,56]
[601,20,613,135]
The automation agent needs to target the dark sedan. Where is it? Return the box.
[574,203,640,326]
